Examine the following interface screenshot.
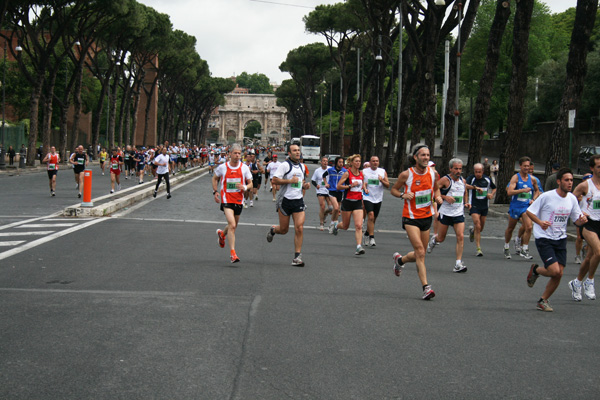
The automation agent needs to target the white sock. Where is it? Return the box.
[586,278,594,284]
[574,278,582,285]
[522,245,528,251]
[504,243,510,249]
[456,260,461,265]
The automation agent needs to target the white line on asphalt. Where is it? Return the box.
[0,241,26,246]
[16,223,78,228]
[0,218,106,261]
[0,212,62,231]
[0,231,55,237]
[43,218,95,221]
[111,172,209,218]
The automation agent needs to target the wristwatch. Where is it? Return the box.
[213,190,217,195]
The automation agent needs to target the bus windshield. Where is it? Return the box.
[301,137,320,147]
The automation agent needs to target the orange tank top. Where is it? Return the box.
[402,166,436,219]
[220,163,247,204]
[47,154,59,171]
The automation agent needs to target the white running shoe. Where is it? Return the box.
[355,245,365,255]
[519,249,533,260]
[514,236,522,254]
[575,255,582,264]
[369,237,376,247]
[427,235,437,253]
[453,261,467,273]
[250,200,254,207]
[362,234,369,246]
[319,224,324,231]
[568,280,582,302]
[584,280,596,300]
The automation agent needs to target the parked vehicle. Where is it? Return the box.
[324,154,341,167]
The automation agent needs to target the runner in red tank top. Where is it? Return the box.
[42,146,60,196]
[390,144,442,300]
[330,154,366,255]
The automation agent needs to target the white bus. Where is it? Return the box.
[298,135,321,163]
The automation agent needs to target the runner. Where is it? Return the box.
[465,163,497,256]
[266,143,310,266]
[567,155,600,301]
[99,148,107,175]
[263,151,272,191]
[109,148,123,193]
[248,150,264,207]
[212,143,253,263]
[69,145,87,198]
[123,145,132,179]
[323,157,346,234]
[526,168,587,311]
[362,155,390,247]
[426,158,469,273]
[153,146,171,199]
[266,154,281,202]
[390,144,442,300]
[134,147,146,184]
[504,156,540,259]
[311,156,333,231]
[208,151,216,176]
[331,154,366,255]
[42,146,60,196]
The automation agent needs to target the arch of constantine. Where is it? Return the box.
[217,94,288,145]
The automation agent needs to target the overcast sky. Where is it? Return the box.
[140,0,576,85]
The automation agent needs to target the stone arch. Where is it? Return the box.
[226,130,237,143]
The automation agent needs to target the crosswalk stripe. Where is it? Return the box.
[16,223,78,228]
[0,231,55,237]
[0,241,26,246]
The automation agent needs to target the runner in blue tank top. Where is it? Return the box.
[504,156,540,260]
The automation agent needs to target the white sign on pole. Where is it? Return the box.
[568,109,576,128]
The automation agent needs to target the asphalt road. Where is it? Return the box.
[0,165,599,399]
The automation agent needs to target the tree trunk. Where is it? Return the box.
[495,0,535,204]
[545,0,598,176]
[26,78,43,166]
[41,68,57,154]
[466,0,511,174]
[130,70,144,146]
[70,63,83,155]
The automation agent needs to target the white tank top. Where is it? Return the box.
[440,176,466,218]
[582,179,600,221]
[363,167,386,203]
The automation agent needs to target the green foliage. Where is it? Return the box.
[235,72,273,94]
[244,120,261,138]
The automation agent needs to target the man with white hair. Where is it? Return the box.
[465,163,496,256]
[427,158,470,273]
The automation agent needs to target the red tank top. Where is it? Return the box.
[402,166,436,219]
[110,155,121,172]
[346,168,364,201]
[220,163,247,204]
[47,154,59,171]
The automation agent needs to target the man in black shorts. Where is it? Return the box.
[69,145,87,198]
[465,163,496,256]
[248,150,264,206]
[266,144,310,266]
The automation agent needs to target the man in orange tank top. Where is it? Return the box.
[42,146,60,196]
[390,144,442,300]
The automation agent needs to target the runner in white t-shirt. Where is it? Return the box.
[311,156,333,230]
[266,154,282,202]
[153,146,172,199]
[362,155,389,246]
[525,168,587,312]
[266,144,309,266]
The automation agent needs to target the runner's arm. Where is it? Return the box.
[336,172,350,190]
[390,171,408,198]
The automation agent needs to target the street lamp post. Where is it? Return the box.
[453,2,463,158]
[0,41,6,169]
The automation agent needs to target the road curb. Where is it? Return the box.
[63,166,208,217]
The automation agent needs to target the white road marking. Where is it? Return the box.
[0,231,55,237]
[0,218,106,261]
[16,223,78,228]
[0,213,62,231]
[0,288,196,296]
[42,218,95,221]
[0,241,26,246]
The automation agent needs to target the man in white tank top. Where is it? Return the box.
[568,154,600,301]
[426,158,470,273]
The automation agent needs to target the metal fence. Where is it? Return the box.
[1,123,26,151]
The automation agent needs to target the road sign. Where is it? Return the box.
[568,109,576,128]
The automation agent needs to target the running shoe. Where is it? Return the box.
[426,235,437,253]
[319,224,324,231]
[362,233,369,246]
[331,221,339,236]
[217,229,226,248]
[272,198,276,202]
[584,279,596,300]
[469,226,474,242]
[574,255,582,264]
[422,285,435,300]
[167,193,171,199]
[568,280,582,302]
[266,226,275,243]
[78,193,81,198]
[527,264,539,288]
[328,224,335,234]
[453,262,467,273]
[110,189,114,194]
[514,236,522,254]
[476,248,483,257]
[244,203,248,209]
[250,200,254,207]
[504,247,511,259]
[230,254,240,263]
[519,249,533,260]
[153,190,157,198]
[255,196,258,201]
[536,299,553,312]
[291,254,305,267]
[392,252,404,277]
[369,238,376,247]
[51,191,55,197]
[355,245,365,255]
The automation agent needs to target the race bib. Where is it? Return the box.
[111,163,118,169]
[415,189,432,208]
[518,190,531,201]
[226,178,241,192]
[291,178,303,189]
[475,190,488,200]
[77,158,84,165]
[453,196,463,203]
[350,179,363,192]
[48,163,56,170]
[593,200,600,210]
[368,178,380,186]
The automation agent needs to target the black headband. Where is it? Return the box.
[413,144,429,157]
